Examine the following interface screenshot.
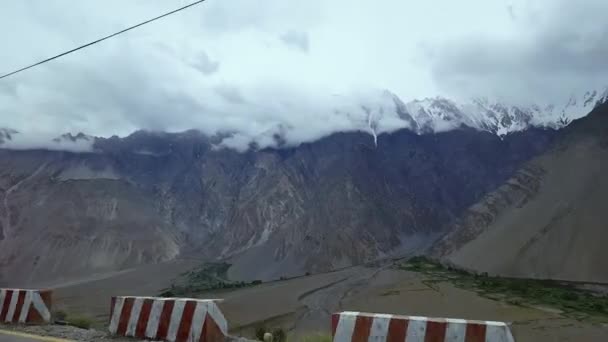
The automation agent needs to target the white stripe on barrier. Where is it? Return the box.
[167,299,186,342]
[190,301,208,341]
[334,311,358,342]
[445,318,467,342]
[146,299,164,339]
[369,314,392,342]
[405,316,427,341]
[486,322,515,342]
[207,300,228,335]
[31,292,51,323]
[18,291,33,323]
[109,297,125,334]
[5,291,19,322]
[126,297,144,336]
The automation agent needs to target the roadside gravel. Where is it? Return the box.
[0,323,159,341]
[0,324,255,342]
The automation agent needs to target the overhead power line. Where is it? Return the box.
[0,0,207,80]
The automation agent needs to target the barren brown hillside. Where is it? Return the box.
[433,103,608,282]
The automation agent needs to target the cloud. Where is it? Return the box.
[506,5,516,21]
[429,0,608,103]
[189,51,220,75]
[280,31,309,52]
[0,0,606,151]
[0,131,94,152]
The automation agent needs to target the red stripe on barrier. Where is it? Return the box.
[424,320,447,342]
[11,291,26,323]
[135,299,154,338]
[465,323,487,342]
[386,318,408,342]
[0,290,13,321]
[331,314,340,337]
[176,300,197,341]
[116,297,135,336]
[155,300,175,340]
[352,315,373,342]
[202,314,224,342]
[25,303,41,323]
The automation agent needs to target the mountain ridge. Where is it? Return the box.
[0,89,605,286]
[1,87,606,152]
[430,102,608,282]
[0,124,556,286]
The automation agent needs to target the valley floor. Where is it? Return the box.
[53,259,608,342]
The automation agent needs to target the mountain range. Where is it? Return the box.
[0,89,606,286]
[1,87,607,151]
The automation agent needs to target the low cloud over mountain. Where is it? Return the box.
[0,0,606,151]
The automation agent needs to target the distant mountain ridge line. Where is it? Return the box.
[1,87,606,152]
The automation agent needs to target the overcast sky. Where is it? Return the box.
[0,0,607,149]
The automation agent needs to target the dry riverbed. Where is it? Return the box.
[50,259,608,342]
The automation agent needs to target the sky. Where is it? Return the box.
[0,0,607,150]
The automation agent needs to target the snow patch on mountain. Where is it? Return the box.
[366,86,608,140]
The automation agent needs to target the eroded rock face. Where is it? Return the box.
[432,104,608,282]
[0,126,555,285]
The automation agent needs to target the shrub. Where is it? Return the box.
[53,310,67,321]
[272,328,286,342]
[159,290,175,297]
[507,281,529,294]
[299,334,333,342]
[255,326,267,341]
[591,303,604,312]
[560,292,579,301]
[506,298,523,306]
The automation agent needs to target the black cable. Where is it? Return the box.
[0,0,207,80]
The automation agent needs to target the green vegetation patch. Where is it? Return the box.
[298,334,333,342]
[161,262,263,297]
[253,326,331,342]
[67,315,93,330]
[400,256,608,322]
[254,326,287,342]
[53,310,94,330]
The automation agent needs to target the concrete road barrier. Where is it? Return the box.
[109,296,227,342]
[0,289,52,324]
[332,311,515,342]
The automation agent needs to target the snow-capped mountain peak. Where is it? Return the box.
[329,87,607,149]
[395,86,608,137]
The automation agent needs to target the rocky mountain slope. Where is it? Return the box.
[431,102,608,282]
[0,125,556,286]
[1,89,606,286]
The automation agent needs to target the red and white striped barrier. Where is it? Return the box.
[109,296,227,342]
[0,289,52,324]
[332,312,515,342]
